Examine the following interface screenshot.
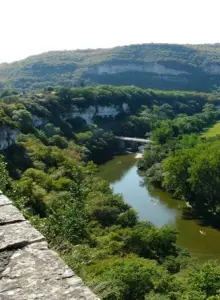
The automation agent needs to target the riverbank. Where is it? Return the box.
[98,154,220,262]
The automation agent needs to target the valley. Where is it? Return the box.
[1,85,220,299]
[2,1,220,298]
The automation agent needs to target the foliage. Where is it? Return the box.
[76,127,117,163]
[84,255,170,300]
[2,44,220,91]
[137,101,220,227]
[188,262,220,298]
[1,86,220,298]
[202,121,220,137]
[161,138,220,217]
[0,155,10,192]
[152,104,218,144]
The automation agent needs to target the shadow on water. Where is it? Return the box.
[182,207,220,230]
[145,175,220,230]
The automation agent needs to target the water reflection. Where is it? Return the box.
[99,155,178,227]
[98,154,220,261]
[98,154,137,183]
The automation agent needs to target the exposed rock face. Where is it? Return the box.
[0,118,47,151]
[0,128,20,150]
[63,105,97,125]
[122,102,129,113]
[0,193,99,300]
[63,103,129,125]
[32,115,48,127]
[201,59,220,74]
[205,64,220,74]
[88,62,188,76]
[3,43,220,91]
[0,104,128,150]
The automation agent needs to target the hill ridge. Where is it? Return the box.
[1,43,220,91]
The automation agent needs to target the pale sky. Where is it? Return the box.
[1,0,220,63]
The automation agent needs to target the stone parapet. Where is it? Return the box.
[0,192,99,300]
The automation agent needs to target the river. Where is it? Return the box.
[98,154,220,262]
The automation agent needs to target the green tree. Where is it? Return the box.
[85,256,168,300]
[45,176,89,244]
[0,155,10,192]
[188,262,220,298]
[162,150,193,199]
[12,109,33,133]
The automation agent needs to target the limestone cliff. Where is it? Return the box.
[2,43,220,91]
[0,103,130,150]
[87,62,188,76]
[63,103,129,124]
[0,128,20,150]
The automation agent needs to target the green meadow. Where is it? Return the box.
[202,121,220,137]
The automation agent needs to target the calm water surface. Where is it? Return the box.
[98,154,220,261]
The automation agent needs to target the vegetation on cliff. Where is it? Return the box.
[2,43,220,91]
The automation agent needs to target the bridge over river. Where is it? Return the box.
[116,136,152,144]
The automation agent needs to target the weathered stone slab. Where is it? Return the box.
[0,194,12,206]
[0,221,45,251]
[0,250,14,275]
[0,193,99,300]
[0,241,99,300]
[0,205,25,225]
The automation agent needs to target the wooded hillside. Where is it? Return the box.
[2,43,220,91]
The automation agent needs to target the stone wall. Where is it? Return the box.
[0,192,99,300]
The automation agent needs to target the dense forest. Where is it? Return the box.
[138,101,220,225]
[2,43,220,91]
[1,85,220,299]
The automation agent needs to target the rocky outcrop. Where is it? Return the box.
[0,192,99,300]
[0,128,20,150]
[88,62,188,76]
[203,63,220,74]
[0,104,129,150]
[0,119,48,150]
[3,43,220,91]
[32,115,48,127]
[63,103,129,125]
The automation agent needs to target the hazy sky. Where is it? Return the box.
[1,0,220,63]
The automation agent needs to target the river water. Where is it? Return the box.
[98,154,220,261]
